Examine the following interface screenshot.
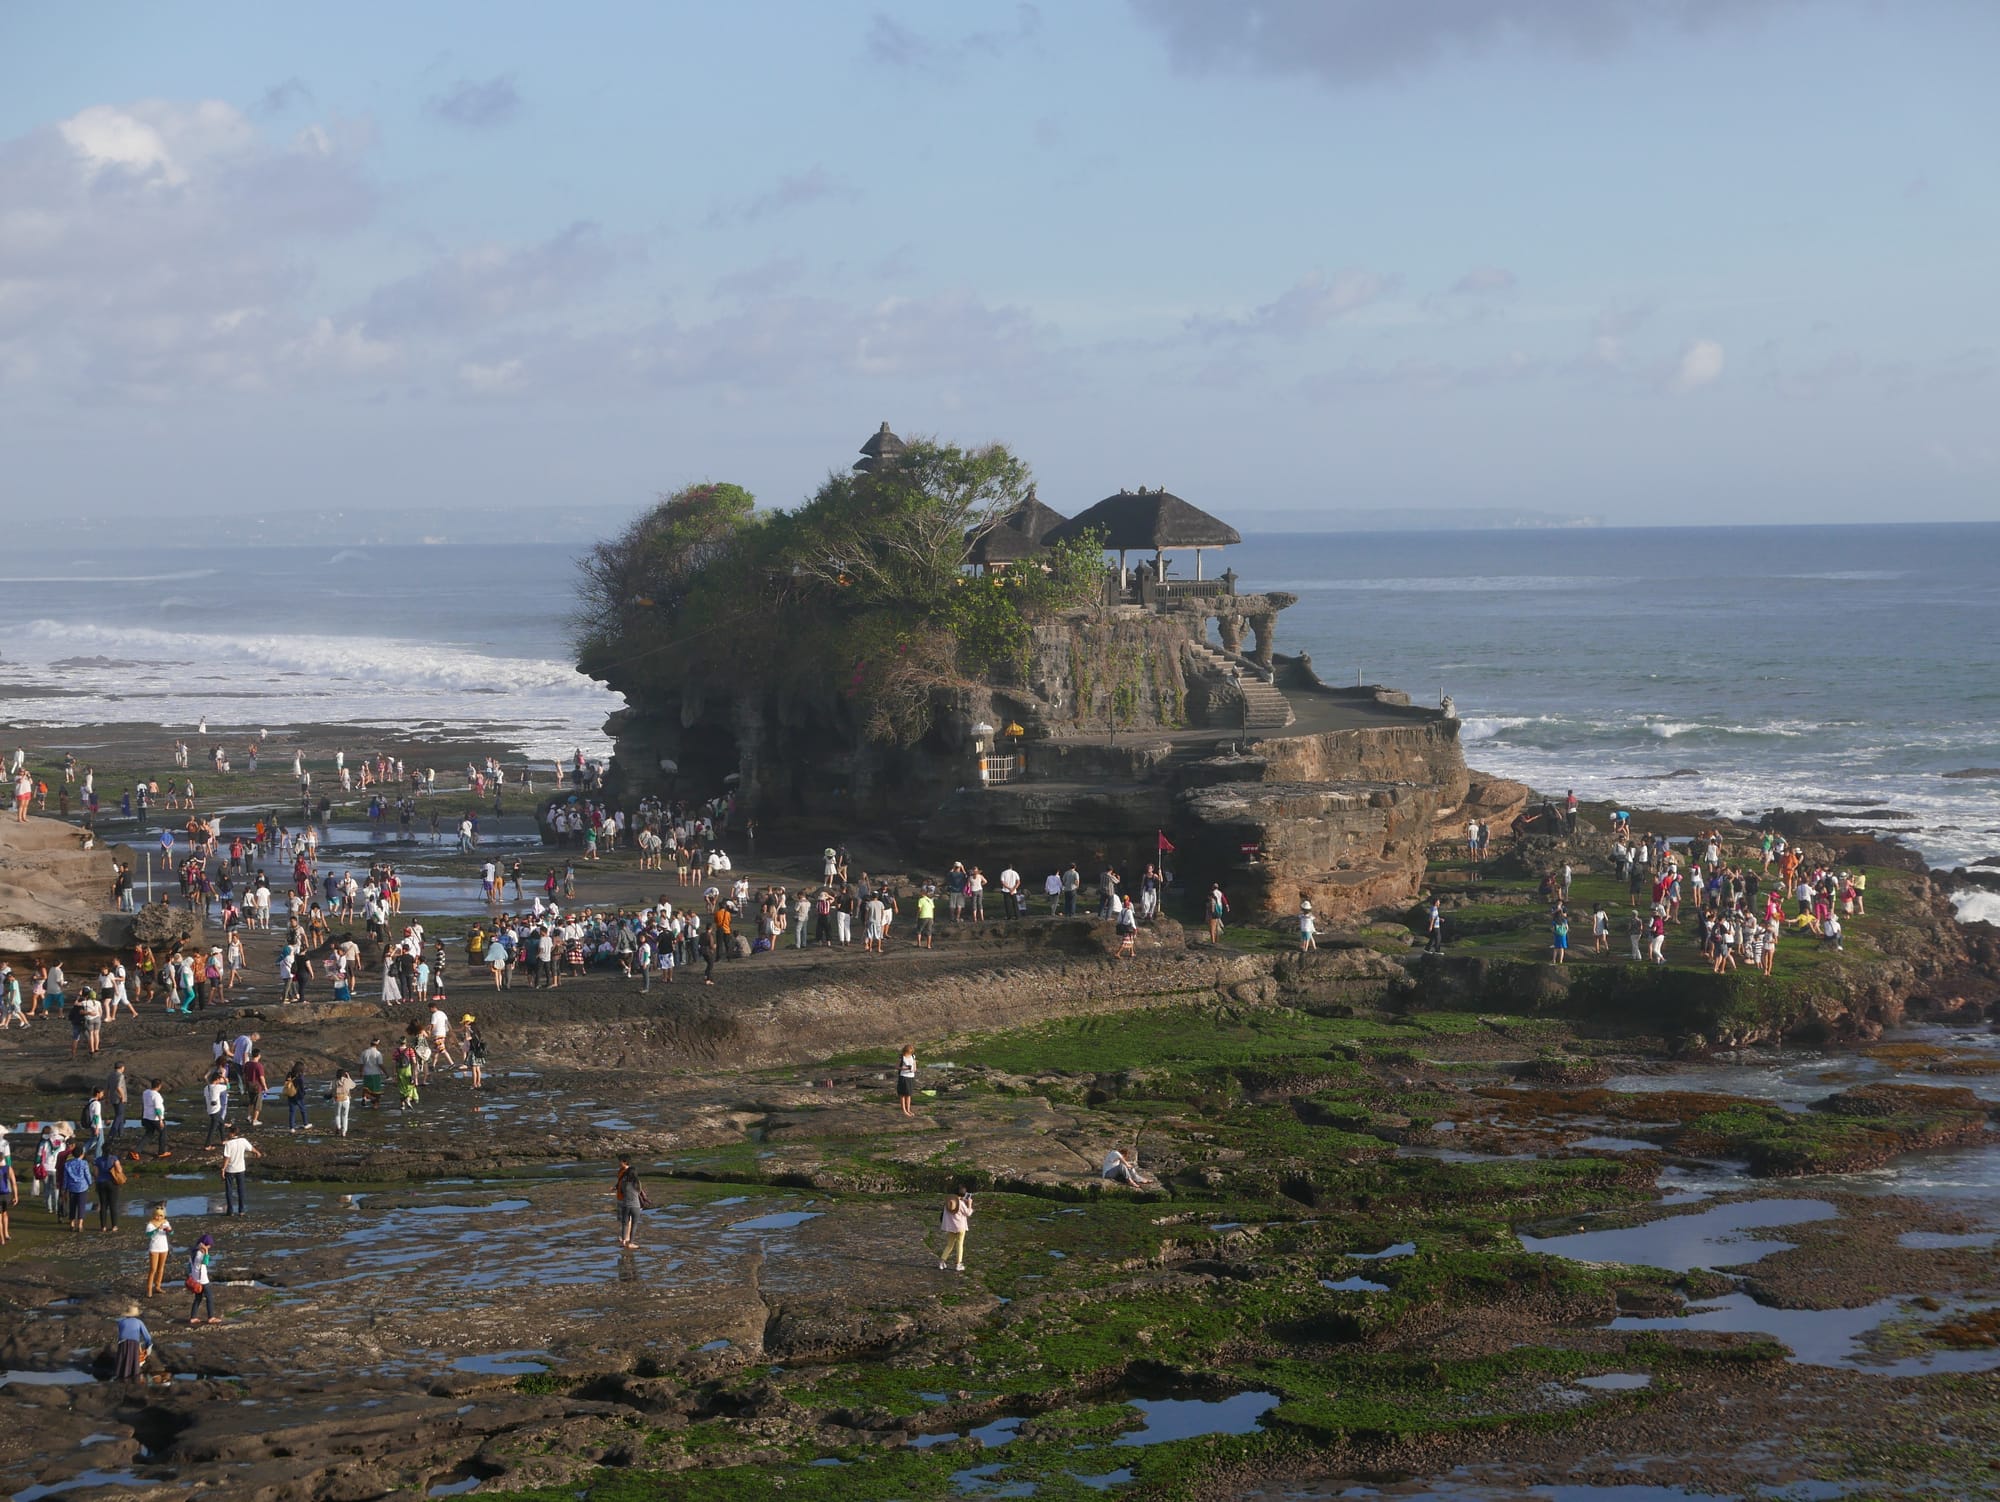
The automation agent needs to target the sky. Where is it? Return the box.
[0,0,1995,529]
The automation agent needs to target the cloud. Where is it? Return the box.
[356,222,624,336]
[865,5,1042,71]
[0,100,377,399]
[284,317,398,375]
[712,164,857,226]
[1189,269,1393,340]
[428,74,523,129]
[1672,337,1725,391]
[1130,0,1794,88]
[1450,266,1516,295]
[618,289,1047,391]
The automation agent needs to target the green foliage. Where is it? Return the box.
[572,481,759,677]
[578,438,1102,745]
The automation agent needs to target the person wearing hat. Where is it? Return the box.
[113,1302,154,1381]
[456,1014,487,1089]
[1298,896,1317,953]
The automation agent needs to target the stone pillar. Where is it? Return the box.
[1248,611,1277,672]
[1216,612,1245,655]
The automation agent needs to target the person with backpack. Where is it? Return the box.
[1206,884,1229,944]
[463,1018,487,1090]
[283,1060,310,1131]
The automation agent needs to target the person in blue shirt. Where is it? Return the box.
[113,1304,153,1382]
[60,1146,93,1231]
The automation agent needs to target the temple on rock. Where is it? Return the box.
[591,422,1476,923]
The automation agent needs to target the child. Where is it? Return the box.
[937,1189,973,1273]
[144,1203,173,1296]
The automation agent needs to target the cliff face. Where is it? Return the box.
[601,605,1469,927]
[918,713,1469,925]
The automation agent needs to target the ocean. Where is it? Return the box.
[0,524,1994,872]
[1233,522,2000,873]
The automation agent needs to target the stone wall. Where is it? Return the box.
[1017,608,1199,733]
[1176,779,1445,924]
[1251,721,1469,808]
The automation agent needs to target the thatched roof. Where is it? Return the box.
[853,421,906,473]
[1043,487,1240,551]
[963,488,1069,565]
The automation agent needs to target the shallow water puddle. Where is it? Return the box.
[947,1464,1035,1496]
[1520,1199,1835,1272]
[913,1415,1023,1450]
[726,1210,820,1232]
[11,1471,152,1502]
[1322,1276,1389,1293]
[1611,1293,2000,1373]
[1111,1391,1277,1446]
[451,1350,547,1375]
[0,1370,93,1387]
[1348,1241,1416,1260]
[1569,1135,1657,1153]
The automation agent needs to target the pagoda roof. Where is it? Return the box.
[853,421,906,472]
[963,488,1070,564]
[1043,487,1240,551]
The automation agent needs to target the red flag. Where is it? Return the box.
[1157,830,1175,854]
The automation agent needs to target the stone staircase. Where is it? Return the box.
[1186,642,1296,731]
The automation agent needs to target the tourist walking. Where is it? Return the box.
[283,1060,310,1130]
[1207,883,1228,944]
[613,1154,648,1248]
[61,1144,93,1231]
[94,1141,124,1231]
[219,1124,260,1215]
[332,1070,353,1135]
[140,1078,169,1158]
[897,1044,918,1117]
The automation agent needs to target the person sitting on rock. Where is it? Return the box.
[1101,1148,1154,1188]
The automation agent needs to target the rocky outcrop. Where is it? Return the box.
[1435,770,1532,841]
[0,816,132,956]
[1177,779,1443,923]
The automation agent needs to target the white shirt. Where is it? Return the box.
[220,1139,252,1173]
[430,1008,448,1039]
[142,1088,164,1122]
[203,1080,227,1114]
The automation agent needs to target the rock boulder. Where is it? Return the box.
[0,816,135,956]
